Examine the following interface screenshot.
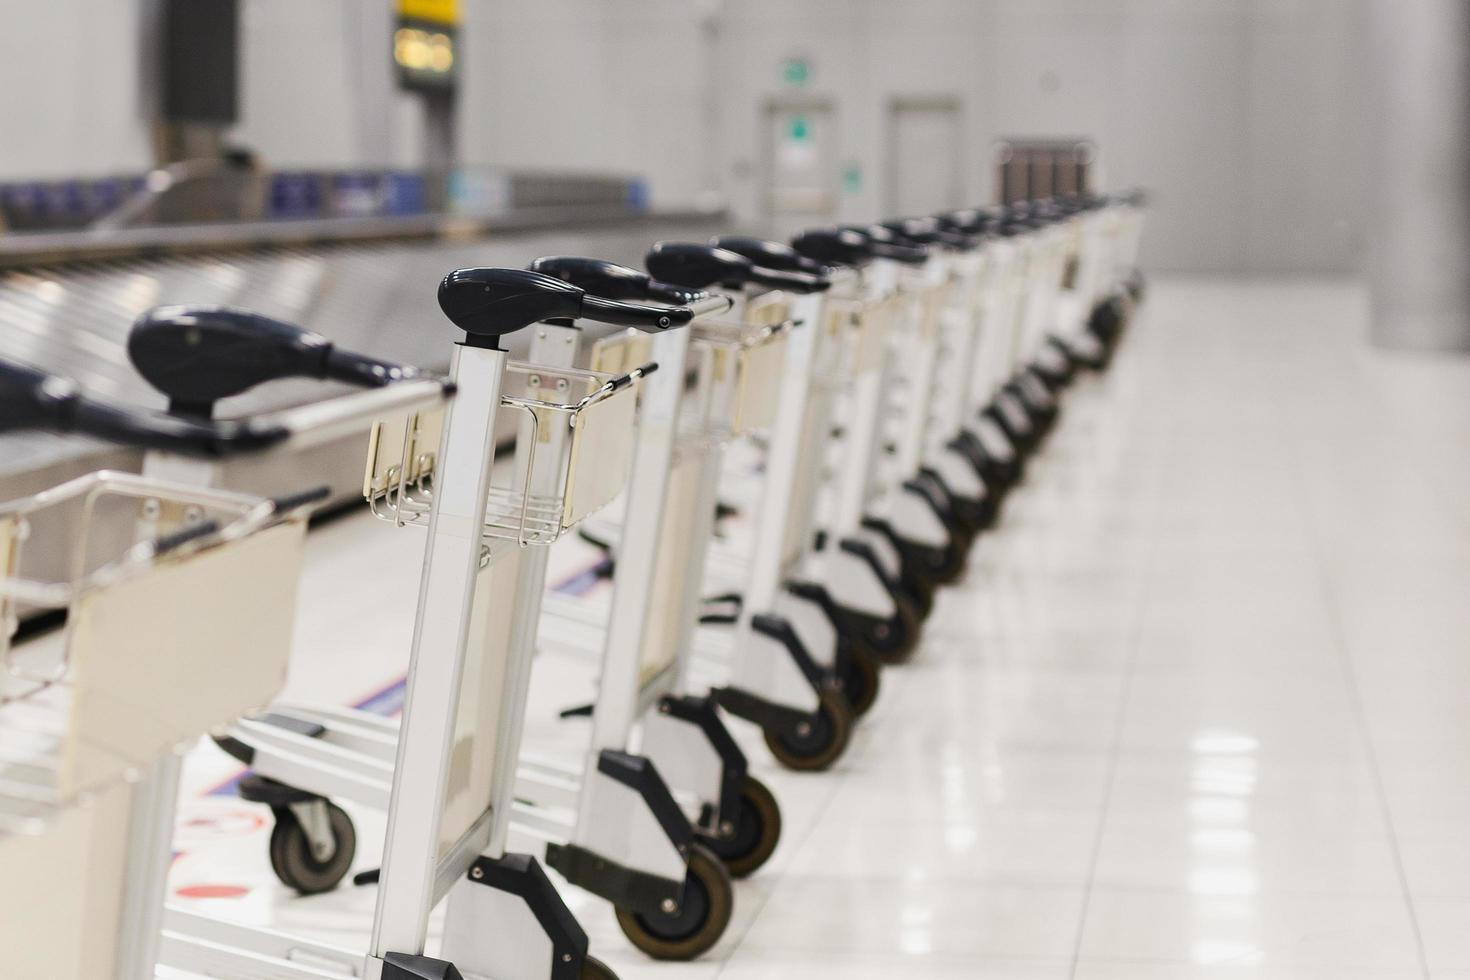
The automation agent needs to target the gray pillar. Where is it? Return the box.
[1367,0,1470,351]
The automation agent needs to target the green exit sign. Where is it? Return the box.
[782,57,810,87]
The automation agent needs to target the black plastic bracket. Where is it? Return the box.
[236,773,323,808]
[596,749,695,851]
[656,694,748,831]
[783,579,872,676]
[382,953,465,980]
[837,535,903,596]
[750,612,831,689]
[709,683,811,740]
[544,841,684,920]
[908,472,958,525]
[919,465,992,532]
[461,852,588,980]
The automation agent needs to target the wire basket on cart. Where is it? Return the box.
[365,362,651,549]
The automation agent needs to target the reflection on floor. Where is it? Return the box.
[171,277,1470,978]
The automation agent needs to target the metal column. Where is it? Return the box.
[1367,0,1470,351]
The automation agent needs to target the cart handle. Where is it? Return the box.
[646,241,830,295]
[527,256,709,307]
[840,225,930,265]
[128,305,427,420]
[0,359,289,456]
[708,236,829,277]
[440,267,716,344]
[882,217,981,252]
[790,227,873,268]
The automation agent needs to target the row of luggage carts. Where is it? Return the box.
[0,190,1146,979]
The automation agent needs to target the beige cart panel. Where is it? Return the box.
[439,548,524,856]
[62,520,305,796]
[638,454,705,686]
[0,778,132,979]
[563,388,637,527]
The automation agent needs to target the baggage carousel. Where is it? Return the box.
[1,209,727,500]
[1,199,727,604]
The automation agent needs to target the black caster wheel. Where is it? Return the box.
[581,955,618,980]
[912,535,967,587]
[702,775,782,878]
[614,843,733,960]
[763,689,854,771]
[1126,270,1146,304]
[857,589,921,666]
[268,801,356,895]
[836,645,882,717]
[898,565,936,620]
[947,495,992,539]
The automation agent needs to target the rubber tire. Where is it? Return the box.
[581,955,618,980]
[899,564,936,619]
[763,689,854,772]
[919,534,967,585]
[614,843,733,961]
[703,775,783,878]
[837,646,882,716]
[859,589,921,666]
[268,802,356,895]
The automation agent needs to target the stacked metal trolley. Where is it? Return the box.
[0,182,1146,979]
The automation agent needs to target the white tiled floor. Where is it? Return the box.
[169,276,1470,977]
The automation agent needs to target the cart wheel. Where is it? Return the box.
[581,954,619,980]
[614,843,732,960]
[836,646,882,717]
[1126,271,1146,304]
[921,536,967,585]
[861,591,921,665]
[898,562,937,619]
[703,775,782,878]
[268,802,356,895]
[763,689,854,771]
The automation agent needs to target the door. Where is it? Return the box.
[762,97,837,240]
[886,97,962,216]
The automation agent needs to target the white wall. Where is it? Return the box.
[230,0,427,169]
[455,0,719,208]
[710,0,1363,275]
[0,0,1363,274]
[0,0,153,179]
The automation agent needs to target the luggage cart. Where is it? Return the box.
[875,217,999,544]
[135,273,677,979]
[0,359,322,979]
[483,256,768,958]
[933,208,1028,498]
[1084,190,1150,365]
[623,242,865,770]
[964,205,1059,461]
[363,268,687,979]
[694,235,887,720]
[521,255,824,813]
[126,276,717,976]
[0,471,315,980]
[780,227,933,666]
[822,223,971,625]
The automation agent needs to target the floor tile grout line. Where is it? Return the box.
[1065,317,1168,979]
[709,755,853,975]
[1064,520,1161,977]
[1275,366,1434,979]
